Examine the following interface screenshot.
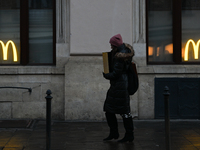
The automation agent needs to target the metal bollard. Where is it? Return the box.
[46,89,53,150]
[163,86,171,150]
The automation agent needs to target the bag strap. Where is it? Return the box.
[131,62,138,75]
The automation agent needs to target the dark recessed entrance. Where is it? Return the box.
[155,78,200,119]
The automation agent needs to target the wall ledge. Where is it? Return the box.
[0,66,65,75]
[138,65,200,74]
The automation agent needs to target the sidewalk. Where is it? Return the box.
[0,120,200,150]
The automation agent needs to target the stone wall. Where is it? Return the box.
[0,67,65,120]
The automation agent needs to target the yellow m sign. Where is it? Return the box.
[184,39,200,61]
[0,40,18,62]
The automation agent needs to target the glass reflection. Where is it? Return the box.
[29,0,53,64]
[182,0,200,62]
[148,0,173,62]
[0,0,20,64]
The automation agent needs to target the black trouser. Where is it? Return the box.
[105,112,118,134]
[105,112,134,133]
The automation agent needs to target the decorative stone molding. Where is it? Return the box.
[56,0,70,43]
[132,0,146,43]
[56,0,70,67]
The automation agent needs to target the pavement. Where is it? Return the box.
[0,120,200,150]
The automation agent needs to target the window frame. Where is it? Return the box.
[146,0,200,65]
[20,0,56,66]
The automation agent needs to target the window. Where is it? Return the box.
[0,0,20,64]
[0,0,55,65]
[147,0,200,64]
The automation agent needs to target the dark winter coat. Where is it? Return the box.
[103,43,134,114]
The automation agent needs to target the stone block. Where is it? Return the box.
[65,81,106,120]
[153,66,186,74]
[0,102,11,119]
[138,66,154,74]
[138,75,155,119]
[84,82,109,120]
[133,43,146,67]
[51,75,64,83]
[0,86,22,102]
[0,83,40,102]
[155,74,185,78]
[185,65,200,73]
[18,67,52,74]
[18,75,51,83]
[133,43,146,57]
[22,84,41,102]
[0,68,18,74]
[12,102,46,119]
[51,67,65,74]
[65,56,109,121]
[65,56,104,84]
[65,82,88,103]
[0,75,18,83]
[56,43,70,57]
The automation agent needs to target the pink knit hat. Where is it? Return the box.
[109,34,123,47]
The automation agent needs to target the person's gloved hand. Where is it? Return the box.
[102,72,109,79]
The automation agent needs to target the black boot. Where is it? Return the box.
[103,112,119,141]
[118,117,134,143]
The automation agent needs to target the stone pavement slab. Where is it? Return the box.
[0,120,200,150]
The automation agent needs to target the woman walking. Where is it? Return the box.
[103,34,135,143]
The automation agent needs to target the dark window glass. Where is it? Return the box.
[29,0,53,64]
[148,0,173,62]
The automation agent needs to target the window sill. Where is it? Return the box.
[138,65,200,74]
[0,66,64,75]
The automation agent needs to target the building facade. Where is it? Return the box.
[0,0,200,121]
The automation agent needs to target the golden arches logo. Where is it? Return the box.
[0,40,18,62]
[184,39,200,61]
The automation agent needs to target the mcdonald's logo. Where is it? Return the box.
[184,39,200,61]
[0,40,18,62]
